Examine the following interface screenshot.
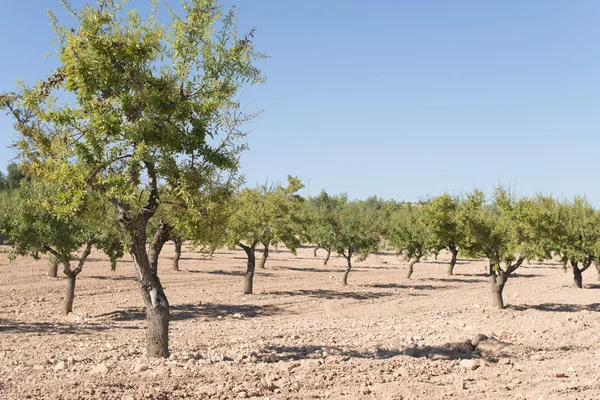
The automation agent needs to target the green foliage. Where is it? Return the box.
[302,191,347,251]
[422,194,463,254]
[331,199,380,261]
[383,202,430,261]
[227,176,304,252]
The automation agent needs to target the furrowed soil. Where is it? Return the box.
[1,245,600,400]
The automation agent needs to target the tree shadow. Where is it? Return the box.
[426,260,470,266]
[365,283,448,291]
[94,302,286,322]
[186,269,274,277]
[267,289,395,300]
[423,277,483,284]
[508,303,600,313]
[87,275,138,281]
[253,340,482,363]
[271,266,342,274]
[0,318,124,334]
[584,284,600,289]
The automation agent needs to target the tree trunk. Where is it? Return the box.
[573,264,583,289]
[490,266,508,309]
[64,272,77,315]
[48,255,59,277]
[240,243,256,295]
[447,248,458,276]
[596,264,600,282]
[323,248,331,266]
[313,247,319,257]
[148,219,172,275]
[172,237,182,271]
[258,243,269,269]
[131,235,170,358]
[406,256,421,279]
[342,254,352,286]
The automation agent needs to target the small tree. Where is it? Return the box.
[326,197,380,285]
[422,194,464,275]
[383,203,431,279]
[0,183,123,315]
[554,197,600,288]
[303,191,346,266]
[227,177,303,294]
[460,189,554,309]
[1,0,263,357]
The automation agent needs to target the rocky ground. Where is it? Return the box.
[1,244,600,399]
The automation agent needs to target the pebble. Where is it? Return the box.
[54,361,66,371]
[460,359,479,371]
[90,363,109,375]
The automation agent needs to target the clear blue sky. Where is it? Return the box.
[1,1,599,203]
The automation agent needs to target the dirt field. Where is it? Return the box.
[1,244,600,400]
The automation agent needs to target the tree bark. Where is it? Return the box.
[313,247,319,257]
[172,236,182,271]
[48,255,59,277]
[148,219,172,275]
[258,242,269,269]
[572,263,583,289]
[64,272,77,315]
[596,264,600,282]
[239,242,257,295]
[113,162,170,358]
[406,256,421,279]
[447,247,458,276]
[490,265,509,309]
[342,252,352,286]
[323,248,331,266]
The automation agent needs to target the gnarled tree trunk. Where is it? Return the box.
[148,219,172,275]
[342,251,353,286]
[596,263,600,282]
[239,242,257,295]
[258,242,269,269]
[406,256,421,279]
[323,248,331,266]
[48,255,59,277]
[62,239,93,315]
[64,272,77,315]
[447,247,458,276]
[172,236,182,271]
[572,262,583,288]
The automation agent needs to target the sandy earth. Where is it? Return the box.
[1,244,600,400]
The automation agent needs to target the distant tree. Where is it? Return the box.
[227,177,303,294]
[326,198,380,285]
[302,191,346,266]
[422,194,464,275]
[0,183,123,314]
[1,0,263,358]
[6,163,26,190]
[0,171,7,191]
[460,189,554,308]
[383,203,431,279]
[553,197,600,288]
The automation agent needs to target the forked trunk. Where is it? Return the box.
[131,235,170,358]
[573,263,583,289]
[258,243,269,269]
[406,256,421,279]
[48,255,59,278]
[64,272,77,315]
[447,247,458,276]
[240,243,256,295]
[490,265,509,309]
[172,237,182,271]
[148,219,172,275]
[323,248,331,266]
[342,253,352,286]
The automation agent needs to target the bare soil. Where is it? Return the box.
[1,245,600,399]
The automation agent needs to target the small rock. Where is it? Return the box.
[232,313,243,319]
[471,334,488,347]
[554,372,568,378]
[90,363,109,375]
[54,361,66,371]
[134,363,148,373]
[460,359,479,371]
[122,395,135,400]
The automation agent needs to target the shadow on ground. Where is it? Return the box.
[94,302,285,322]
[0,318,123,334]
[508,303,600,312]
[255,340,483,362]
[267,289,397,300]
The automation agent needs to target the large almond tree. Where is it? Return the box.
[1,0,263,357]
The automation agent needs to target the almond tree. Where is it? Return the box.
[554,197,600,288]
[383,203,431,279]
[227,177,303,294]
[1,0,263,357]
[0,183,123,315]
[302,191,346,266]
[460,189,554,308]
[422,194,464,275]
